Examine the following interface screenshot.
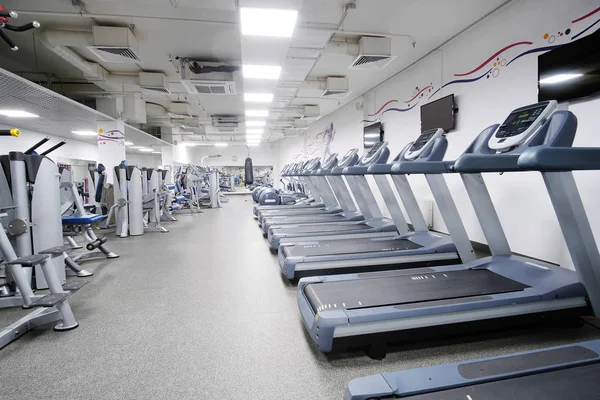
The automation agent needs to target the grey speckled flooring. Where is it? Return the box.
[1,195,599,399]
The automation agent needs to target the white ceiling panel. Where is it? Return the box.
[289,28,333,48]
[280,58,315,82]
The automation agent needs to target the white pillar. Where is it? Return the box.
[97,120,126,184]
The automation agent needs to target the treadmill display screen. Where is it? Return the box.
[409,131,436,152]
[496,104,546,138]
[363,141,384,160]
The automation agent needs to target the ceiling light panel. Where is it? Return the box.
[246,135,262,140]
[246,110,269,117]
[243,65,281,80]
[246,120,266,127]
[0,110,40,118]
[244,93,274,103]
[240,8,298,38]
[246,129,263,134]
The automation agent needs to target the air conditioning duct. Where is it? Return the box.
[88,26,140,63]
[350,37,395,69]
[323,37,395,70]
[181,80,237,95]
[322,77,350,99]
[300,105,320,119]
[140,72,171,94]
[168,103,194,118]
[180,62,237,95]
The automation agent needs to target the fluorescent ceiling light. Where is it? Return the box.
[131,146,144,149]
[246,109,269,117]
[215,143,229,147]
[246,129,263,134]
[244,93,274,103]
[246,135,262,140]
[125,141,134,146]
[0,110,40,118]
[180,142,198,147]
[243,65,281,80]
[72,130,98,136]
[152,151,161,154]
[139,148,154,152]
[240,7,298,37]
[539,73,583,84]
[247,143,260,147]
[246,120,266,127]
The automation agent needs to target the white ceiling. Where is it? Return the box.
[0,0,510,144]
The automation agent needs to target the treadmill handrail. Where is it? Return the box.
[391,160,455,174]
[518,147,600,171]
[453,154,522,173]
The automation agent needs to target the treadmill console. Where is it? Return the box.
[322,153,339,169]
[359,141,388,165]
[338,149,359,167]
[405,129,444,160]
[489,100,557,150]
[304,157,321,171]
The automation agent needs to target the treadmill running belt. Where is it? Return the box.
[276,224,371,235]
[286,238,422,257]
[305,269,529,311]
[405,362,600,399]
[268,214,346,223]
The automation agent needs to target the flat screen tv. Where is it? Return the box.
[420,94,456,133]
[538,28,600,103]
[363,122,384,148]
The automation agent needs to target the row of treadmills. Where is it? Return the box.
[252,101,600,399]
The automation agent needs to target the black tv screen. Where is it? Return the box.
[364,122,384,148]
[420,94,456,133]
[538,28,600,103]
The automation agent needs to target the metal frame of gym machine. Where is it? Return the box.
[344,105,600,400]
[297,102,591,357]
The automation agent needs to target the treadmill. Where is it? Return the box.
[278,128,475,280]
[297,101,592,356]
[260,143,390,234]
[256,153,341,220]
[253,159,327,217]
[345,340,600,399]
[267,145,424,250]
[258,149,362,228]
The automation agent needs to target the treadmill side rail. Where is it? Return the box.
[344,340,600,400]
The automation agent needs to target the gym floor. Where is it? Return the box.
[1,195,599,399]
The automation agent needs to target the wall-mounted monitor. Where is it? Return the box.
[363,122,384,148]
[420,94,456,133]
[538,28,600,103]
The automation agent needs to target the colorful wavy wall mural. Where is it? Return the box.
[98,129,125,145]
[361,6,600,124]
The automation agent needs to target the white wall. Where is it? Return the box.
[276,0,600,265]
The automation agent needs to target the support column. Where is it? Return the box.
[97,120,126,184]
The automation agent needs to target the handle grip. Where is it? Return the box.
[0,128,20,137]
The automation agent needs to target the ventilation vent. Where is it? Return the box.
[210,115,241,132]
[322,89,351,99]
[349,55,395,69]
[321,76,350,99]
[181,80,236,95]
[89,26,140,64]
[143,86,170,94]
[140,72,171,94]
[348,36,395,70]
